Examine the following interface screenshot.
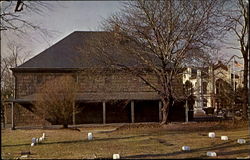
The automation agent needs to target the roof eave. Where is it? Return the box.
[10,68,83,73]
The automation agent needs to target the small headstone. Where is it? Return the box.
[208,132,215,138]
[42,133,46,138]
[221,136,228,141]
[20,155,28,158]
[35,138,39,144]
[87,133,93,140]
[113,154,120,159]
[31,143,35,147]
[39,137,43,142]
[237,139,246,144]
[207,151,217,157]
[32,138,36,144]
[181,146,190,151]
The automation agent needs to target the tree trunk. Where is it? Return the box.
[243,56,248,120]
[160,96,173,125]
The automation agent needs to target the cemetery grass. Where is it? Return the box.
[1,121,250,159]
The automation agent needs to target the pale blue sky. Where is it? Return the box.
[1,1,242,66]
[1,1,122,58]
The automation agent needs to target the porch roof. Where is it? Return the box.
[7,92,161,104]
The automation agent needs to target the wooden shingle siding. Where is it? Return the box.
[15,70,183,100]
[15,72,74,98]
[78,71,156,93]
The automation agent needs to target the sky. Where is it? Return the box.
[1,1,242,68]
[1,1,122,58]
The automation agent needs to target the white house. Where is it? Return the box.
[183,61,243,116]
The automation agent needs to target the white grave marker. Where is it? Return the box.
[39,137,43,142]
[32,138,36,144]
[221,136,228,141]
[113,154,120,159]
[88,133,93,140]
[208,132,215,138]
[182,146,190,151]
[36,138,39,144]
[42,133,46,139]
[20,155,28,158]
[31,143,35,147]
[207,151,217,157]
[237,139,246,144]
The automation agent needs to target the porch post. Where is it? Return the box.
[3,103,7,128]
[103,101,106,124]
[131,100,135,123]
[72,102,76,127]
[11,102,15,130]
[159,100,162,122]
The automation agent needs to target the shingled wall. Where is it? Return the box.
[78,70,156,93]
[15,70,183,98]
[15,72,74,98]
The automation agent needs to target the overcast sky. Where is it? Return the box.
[1,1,242,67]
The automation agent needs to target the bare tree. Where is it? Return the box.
[1,41,31,99]
[0,0,58,52]
[35,75,78,128]
[220,0,249,119]
[1,0,55,101]
[83,0,224,124]
[1,41,31,128]
[0,1,52,33]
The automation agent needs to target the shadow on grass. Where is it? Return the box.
[122,140,250,159]
[151,129,250,137]
[218,149,250,156]
[2,134,150,147]
[149,138,174,146]
[3,133,249,159]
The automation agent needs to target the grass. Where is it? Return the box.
[1,121,250,159]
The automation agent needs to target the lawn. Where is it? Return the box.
[1,121,250,159]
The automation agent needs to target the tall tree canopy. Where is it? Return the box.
[84,0,225,124]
